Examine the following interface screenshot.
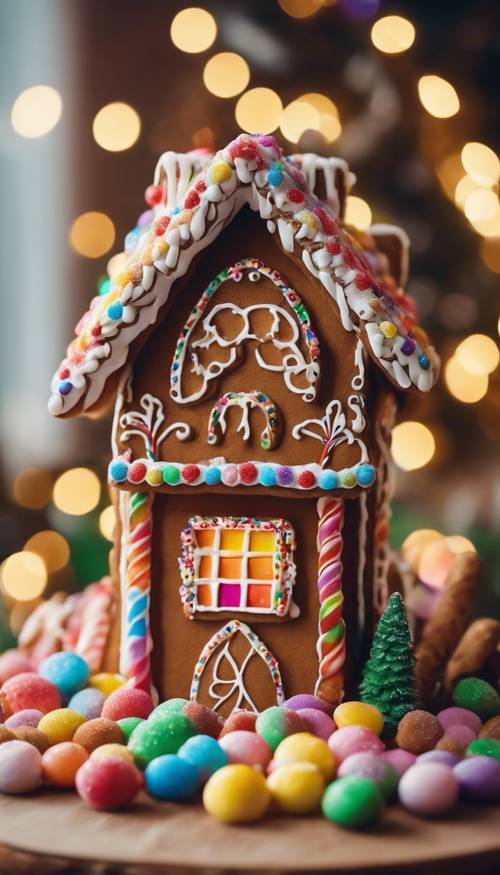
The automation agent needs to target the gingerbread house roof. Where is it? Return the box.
[48,133,439,417]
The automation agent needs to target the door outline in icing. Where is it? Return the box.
[190,620,285,713]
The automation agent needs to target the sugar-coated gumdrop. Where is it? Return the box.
[466,737,500,760]
[219,730,272,772]
[181,701,224,739]
[1,672,61,714]
[0,726,16,745]
[437,707,482,735]
[328,726,384,763]
[334,701,384,736]
[322,775,384,829]
[75,757,141,810]
[178,734,228,782]
[90,743,135,765]
[435,734,467,758]
[38,708,86,745]
[101,687,154,722]
[148,699,188,720]
[480,716,500,740]
[68,688,105,720]
[219,710,256,736]
[0,650,34,685]
[284,694,333,716]
[273,732,336,781]
[145,754,200,801]
[5,709,43,730]
[0,740,43,794]
[418,750,459,767]
[73,718,125,753]
[39,652,89,699]
[395,710,443,754]
[338,752,399,799]
[453,678,500,720]
[88,673,126,697]
[118,717,143,741]
[380,749,416,775]
[454,756,500,802]
[398,763,459,816]
[14,726,49,753]
[255,706,308,752]
[203,764,271,823]
[297,708,336,741]
[267,762,325,814]
[128,713,197,769]
[42,742,89,787]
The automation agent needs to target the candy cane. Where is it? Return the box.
[73,578,113,675]
[123,492,154,692]
[315,497,346,705]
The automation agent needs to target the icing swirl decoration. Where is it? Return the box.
[119,391,191,461]
[207,391,281,450]
[292,398,370,472]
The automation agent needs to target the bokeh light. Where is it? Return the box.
[417,75,460,118]
[371,16,415,54]
[69,212,116,258]
[299,93,341,142]
[444,356,489,403]
[344,196,372,230]
[461,142,500,187]
[107,252,128,278]
[24,531,70,574]
[53,468,101,515]
[235,88,283,134]
[481,238,500,274]
[11,85,62,138]
[278,0,321,18]
[401,528,443,573]
[13,467,53,510]
[391,421,436,471]
[454,175,481,211]
[92,102,141,152]
[280,100,320,143]
[99,506,116,542]
[445,535,476,555]
[468,207,500,238]
[455,334,499,376]
[464,189,499,223]
[437,152,464,201]
[1,552,47,601]
[203,53,250,98]
[170,8,217,53]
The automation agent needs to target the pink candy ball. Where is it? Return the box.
[75,757,142,810]
[381,748,416,776]
[5,709,44,730]
[0,740,42,794]
[0,650,34,686]
[297,708,336,741]
[328,726,384,763]
[437,707,482,735]
[444,723,477,748]
[1,673,61,714]
[284,694,333,716]
[219,710,256,737]
[218,731,273,772]
[101,687,154,722]
[399,763,459,817]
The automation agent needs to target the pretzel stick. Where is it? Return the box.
[445,618,500,692]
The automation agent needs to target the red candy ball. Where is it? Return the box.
[144,184,163,207]
[182,701,224,739]
[1,673,61,715]
[75,757,141,810]
[102,687,154,722]
[154,215,170,236]
[184,190,200,209]
[181,464,200,484]
[238,463,257,484]
[0,650,34,686]
[355,271,372,291]
[297,470,316,489]
[287,188,305,203]
[128,461,147,484]
[219,710,257,737]
[326,238,341,256]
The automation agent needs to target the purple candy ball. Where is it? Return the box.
[284,694,333,716]
[437,707,482,735]
[418,750,460,768]
[454,756,500,802]
[380,749,416,775]
[5,709,43,730]
[0,740,42,794]
[137,209,154,228]
[297,708,336,741]
[68,687,105,720]
[399,763,459,817]
[276,466,294,486]
[338,752,399,799]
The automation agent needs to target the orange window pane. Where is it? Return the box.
[248,556,273,580]
[196,584,212,607]
[247,584,272,609]
[249,531,276,552]
[198,555,214,579]
[196,529,216,548]
[218,556,242,579]
[220,529,244,551]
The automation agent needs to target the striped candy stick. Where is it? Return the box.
[315,497,346,706]
[74,578,113,674]
[123,491,154,692]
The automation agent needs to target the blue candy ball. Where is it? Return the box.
[259,466,276,487]
[59,380,72,396]
[418,352,430,370]
[319,469,338,490]
[356,464,376,487]
[145,754,200,801]
[68,687,105,720]
[39,652,89,699]
[109,460,128,482]
[204,466,221,486]
[107,302,123,321]
[178,734,228,783]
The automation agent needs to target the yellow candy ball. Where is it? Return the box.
[273,733,335,781]
[90,743,134,764]
[267,762,325,814]
[155,239,168,256]
[203,764,270,823]
[145,468,163,487]
[380,320,398,339]
[334,701,384,736]
[210,161,232,185]
[38,709,86,746]
[89,673,126,697]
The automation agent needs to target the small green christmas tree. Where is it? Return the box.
[360,592,416,737]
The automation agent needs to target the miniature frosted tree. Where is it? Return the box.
[360,592,416,737]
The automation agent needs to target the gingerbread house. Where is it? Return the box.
[49,134,439,714]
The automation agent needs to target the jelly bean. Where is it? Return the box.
[5,709,43,730]
[452,677,499,720]
[39,652,89,699]
[0,650,34,685]
[322,775,384,829]
[219,710,256,736]
[255,706,308,752]
[267,762,325,813]
[338,752,399,799]
[203,764,270,823]
[380,749,416,775]
[178,734,228,782]
[284,694,333,716]
[454,756,500,802]
[1,672,61,714]
[90,743,135,764]
[437,707,482,735]
[395,710,443,754]
[0,740,42,794]
[297,708,336,741]
[73,718,125,753]
[334,701,384,736]
[75,757,141,809]
[128,713,197,769]
[68,688,105,720]
[273,732,336,780]
[88,673,126,697]
[328,726,384,763]
[398,763,459,816]
[466,737,500,760]
[145,754,200,801]
[182,701,224,739]
[42,742,89,787]
[38,708,86,745]
[118,717,143,741]
[101,687,154,722]
[219,730,272,772]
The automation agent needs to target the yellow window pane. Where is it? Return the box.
[249,531,276,552]
[248,557,273,580]
[220,530,244,551]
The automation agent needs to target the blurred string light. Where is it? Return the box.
[11,85,62,138]
[13,467,53,510]
[24,531,70,574]
[299,93,341,142]
[107,252,128,278]
[99,506,115,542]
[455,334,499,377]
[93,102,141,152]
[278,0,322,18]
[454,175,482,211]
[344,195,372,230]
[1,552,47,601]
[464,189,499,223]
[70,212,115,258]
[461,142,500,187]
[170,7,217,53]
[203,53,250,98]
[235,88,283,134]
[445,356,488,403]
[370,16,415,54]
[417,75,459,118]
[53,468,101,516]
[280,100,320,143]
[391,421,436,471]
[468,208,500,239]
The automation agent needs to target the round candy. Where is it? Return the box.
[219,730,272,772]
[0,740,42,794]
[148,698,188,720]
[42,742,89,787]
[182,701,224,739]
[273,732,335,781]
[75,757,141,810]
[297,708,336,741]
[453,678,500,720]
[0,726,16,745]
[443,723,476,748]
[145,754,200,801]
[454,755,500,802]
[380,749,416,775]
[255,706,308,752]
[128,713,197,769]
[395,710,443,754]
[0,650,34,685]
[38,708,86,746]
[39,652,89,699]
[5,709,43,730]
[0,690,12,721]
[480,716,500,740]
[73,718,125,753]
[14,726,49,753]
[437,707,482,735]
[435,734,467,758]
[203,764,270,823]
[284,694,333,716]
[328,726,384,763]
[466,737,500,760]
[118,717,143,741]
[69,688,105,720]
[322,775,384,829]
[101,687,154,722]
[219,710,256,736]
[398,763,459,817]
[178,734,228,782]
[338,752,399,799]
[90,743,135,765]
[88,673,126,697]
[418,750,459,767]
[334,701,384,736]
[1,672,61,714]
[267,762,325,814]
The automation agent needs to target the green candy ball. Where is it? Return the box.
[128,713,197,768]
[466,738,500,761]
[452,677,500,720]
[117,716,143,741]
[148,699,188,721]
[321,776,384,829]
